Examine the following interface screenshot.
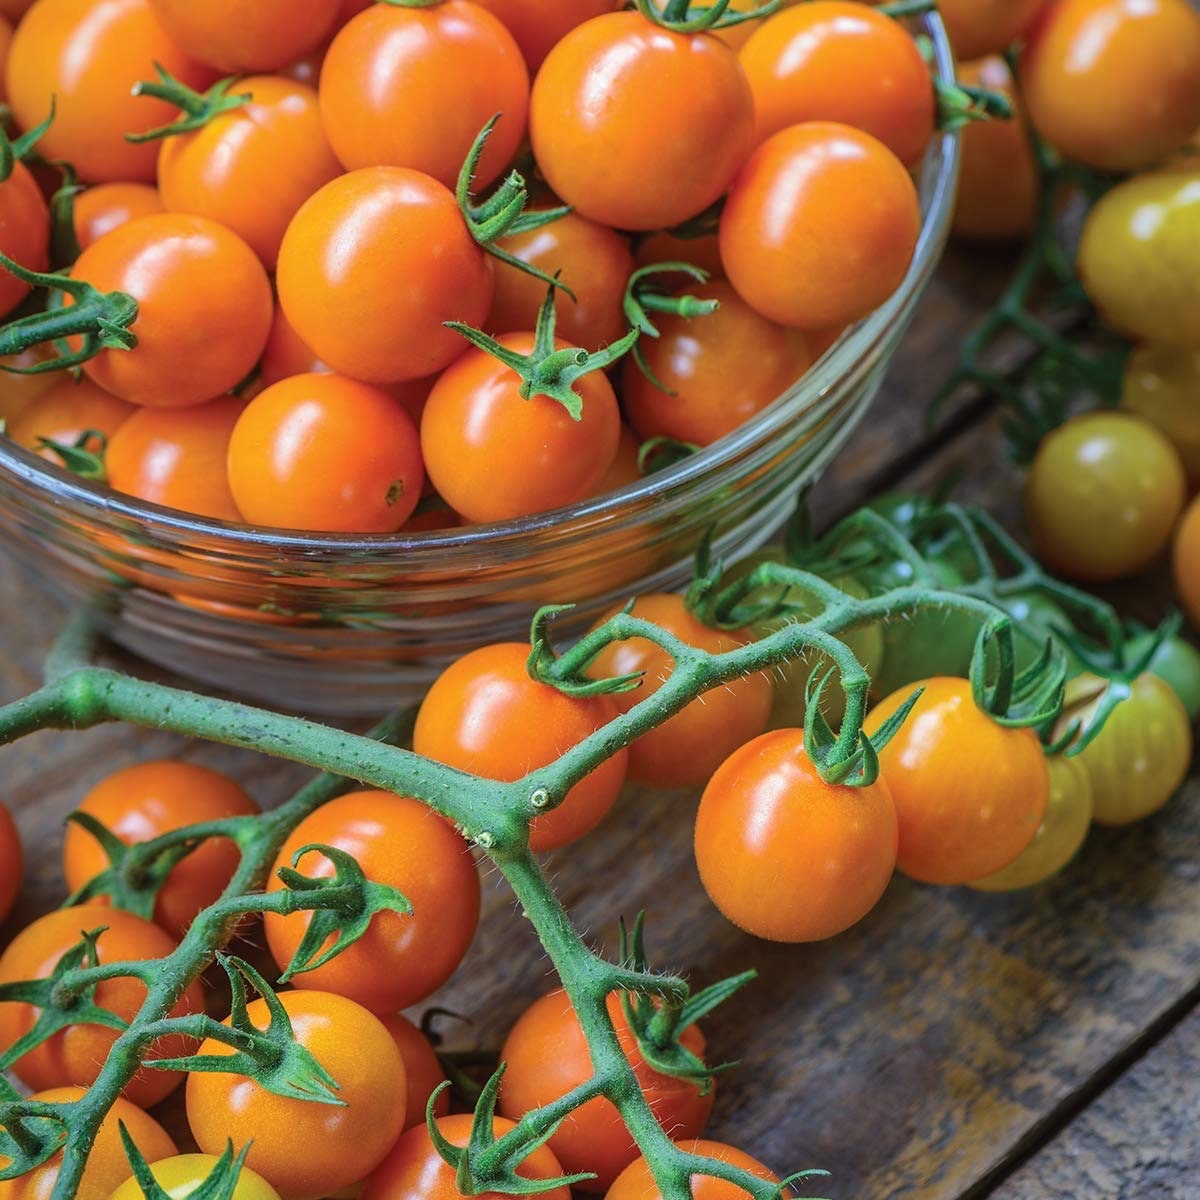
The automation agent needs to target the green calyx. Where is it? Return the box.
[37,430,108,481]
[935,76,1014,133]
[0,100,57,184]
[62,810,186,916]
[633,0,783,33]
[623,261,718,392]
[526,604,644,699]
[126,63,252,143]
[445,283,638,420]
[117,1126,253,1200]
[0,1097,69,1182]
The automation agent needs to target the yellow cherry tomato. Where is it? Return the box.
[1121,344,1200,484]
[108,1156,281,1200]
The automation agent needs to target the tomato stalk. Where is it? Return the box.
[125,65,252,143]
[634,0,783,34]
[623,262,718,392]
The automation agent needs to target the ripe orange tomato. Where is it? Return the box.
[740,2,934,166]
[363,1114,572,1200]
[1020,0,1200,172]
[952,57,1037,241]
[0,800,20,926]
[1173,493,1200,628]
[61,759,258,939]
[67,213,273,408]
[318,1,529,189]
[622,280,812,446]
[0,1086,176,1200]
[607,1139,784,1200]
[0,346,57,425]
[0,906,204,1107]
[585,594,774,790]
[7,377,135,463]
[866,677,1050,885]
[186,990,407,1200]
[420,333,621,524]
[695,729,897,942]
[105,397,246,521]
[379,1013,451,1131]
[74,182,165,252]
[227,374,424,532]
[488,212,634,352]
[0,160,49,318]
[0,11,11,89]
[499,990,714,1193]
[594,424,642,495]
[276,167,493,384]
[720,122,920,331]
[472,0,621,71]
[156,76,341,268]
[934,0,1046,59]
[6,0,215,184]
[530,12,755,230]
[148,0,339,73]
[413,642,629,852]
[264,790,480,1013]
[635,231,725,280]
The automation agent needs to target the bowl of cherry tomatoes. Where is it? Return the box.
[0,0,959,713]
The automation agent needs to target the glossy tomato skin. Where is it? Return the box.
[866,677,1049,884]
[227,374,424,533]
[695,729,897,941]
[319,1,529,189]
[952,57,1038,242]
[622,281,812,446]
[1020,0,1200,172]
[379,1013,451,1131]
[5,0,215,184]
[0,801,20,926]
[719,122,920,331]
[935,0,1045,59]
[61,760,258,939]
[607,1139,782,1200]
[421,334,621,524]
[635,230,725,279]
[1122,346,1200,483]
[498,991,714,1192]
[186,991,407,1200]
[413,642,628,853]
[740,2,934,165]
[276,167,493,383]
[109,1155,281,1200]
[363,1114,572,1200]
[0,161,49,317]
[0,906,204,1106]
[0,1086,176,1200]
[264,790,480,1013]
[585,594,775,790]
[105,397,246,521]
[1024,412,1186,583]
[487,212,634,352]
[156,76,341,268]
[1078,167,1200,348]
[530,13,755,231]
[148,0,339,73]
[70,213,273,408]
[6,377,135,464]
[74,182,165,251]
[472,0,621,71]
[1175,494,1200,630]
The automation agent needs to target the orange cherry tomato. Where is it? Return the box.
[0,1086,177,1200]
[1020,0,1200,172]
[594,424,642,495]
[720,121,920,331]
[0,160,49,318]
[0,800,20,926]
[227,373,424,532]
[156,76,341,268]
[0,906,204,1107]
[66,213,273,408]
[420,333,621,524]
[7,377,136,463]
[607,1139,784,1200]
[585,593,774,790]
[0,13,11,100]
[413,642,628,853]
[488,212,634,352]
[1173,493,1200,628]
[264,790,481,1013]
[0,346,58,425]
[498,990,714,1193]
[740,2,934,166]
[363,1114,572,1200]
[634,231,724,279]
[74,182,165,252]
[472,0,621,71]
[530,12,755,231]
[952,57,1037,241]
[379,1013,451,1131]
[6,0,215,184]
[695,729,897,942]
[61,760,259,938]
[934,0,1046,59]
[866,677,1050,885]
[105,397,246,520]
[186,990,407,1200]
[623,280,811,446]
[276,167,494,384]
[148,0,339,73]
[318,1,529,189]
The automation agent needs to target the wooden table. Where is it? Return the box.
[2,245,1195,1199]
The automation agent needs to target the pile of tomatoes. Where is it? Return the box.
[0,0,945,535]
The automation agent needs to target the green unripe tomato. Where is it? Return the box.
[1126,631,1200,721]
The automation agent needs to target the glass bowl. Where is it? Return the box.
[0,16,960,715]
